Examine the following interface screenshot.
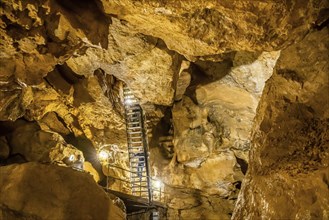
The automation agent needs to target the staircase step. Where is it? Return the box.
[129,151,144,154]
[127,136,142,139]
[131,176,147,179]
[130,153,145,159]
[128,136,143,139]
[126,108,141,112]
[123,90,133,94]
[126,112,141,116]
[129,156,145,160]
[130,162,145,165]
[127,137,143,141]
[126,106,141,110]
[127,127,142,130]
[129,155,146,158]
[131,180,148,183]
[128,122,141,125]
[128,141,143,144]
[128,147,144,150]
[128,145,143,149]
[128,149,143,152]
[128,131,143,134]
[124,86,152,197]
[127,124,142,127]
[127,117,141,120]
[126,111,140,115]
[127,137,143,142]
[127,132,143,135]
[124,94,135,98]
[127,117,141,121]
[128,152,144,156]
[130,160,146,163]
[130,156,146,159]
[128,147,143,150]
[129,149,144,151]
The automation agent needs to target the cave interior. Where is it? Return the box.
[0,0,328,220]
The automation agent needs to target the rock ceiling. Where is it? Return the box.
[0,0,328,219]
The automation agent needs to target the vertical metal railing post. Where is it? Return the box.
[106,157,109,192]
[141,109,152,204]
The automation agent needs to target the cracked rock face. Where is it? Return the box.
[101,0,327,60]
[149,50,280,219]
[0,0,328,219]
[233,28,329,220]
[66,18,182,105]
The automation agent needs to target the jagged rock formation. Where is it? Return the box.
[0,0,328,219]
[149,50,280,219]
[102,0,327,60]
[0,162,125,220]
[233,28,329,220]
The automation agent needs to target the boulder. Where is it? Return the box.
[0,162,125,220]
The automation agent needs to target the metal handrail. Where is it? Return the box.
[103,163,167,203]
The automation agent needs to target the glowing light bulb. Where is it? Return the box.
[68,154,75,162]
[125,99,133,105]
[98,150,109,160]
[153,180,162,188]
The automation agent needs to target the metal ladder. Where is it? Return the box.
[123,85,152,203]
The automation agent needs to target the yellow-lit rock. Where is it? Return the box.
[0,162,125,220]
[233,28,329,220]
[101,0,327,60]
[0,0,328,219]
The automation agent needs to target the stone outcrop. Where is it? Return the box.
[233,28,329,220]
[0,0,328,219]
[66,18,182,106]
[149,50,280,219]
[101,0,328,60]
[0,162,125,220]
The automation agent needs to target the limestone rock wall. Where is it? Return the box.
[101,0,328,60]
[0,162,125,220]
[0,0,328,219]
[148,50,280,219]
[233,28,329,220]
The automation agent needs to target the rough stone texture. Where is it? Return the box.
[101,0,328,60]
[0,0,328,219]
[0,74,126,146]
[150,50,280,219]
[0,0,127,146]
[174,60,191,101]
[166,188,235,220]
[0,0,108,85]
[233,28,329,220]
[0,162,125,220]
[6,120,70,162]
[66,18,181,105]
[0,136,10,160]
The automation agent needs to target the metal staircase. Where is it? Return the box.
[123,85,152,203]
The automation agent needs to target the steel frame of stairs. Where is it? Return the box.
[123,85,153,204]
